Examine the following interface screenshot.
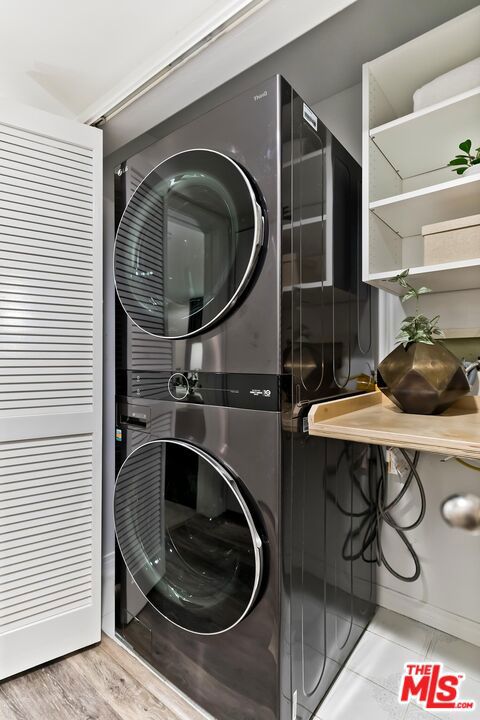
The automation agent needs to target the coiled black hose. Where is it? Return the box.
[331,446,425,582]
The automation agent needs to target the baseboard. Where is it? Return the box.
[377,584,480,648]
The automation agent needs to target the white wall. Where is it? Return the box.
[378,452,480,644]
[313,83,362,164]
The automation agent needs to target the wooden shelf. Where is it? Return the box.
[370,88,480,179]
[308,391,480,459]
[369,174,480,238]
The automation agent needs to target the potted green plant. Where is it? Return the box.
[376,270,470,415]
[448,139,480,176]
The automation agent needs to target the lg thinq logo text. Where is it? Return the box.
[400,663,475,711]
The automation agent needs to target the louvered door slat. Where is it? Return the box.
[0,156,93,187]
[2,253,92,272]
[0,126,93,156]
[0,315,90,332]
[0,100,101,679]
[0,536,91,556]
[0,434,92,455]
[0,282,92,300]
[1,199,93,221]
[0,169,93,197]
[0,219,93,239]
[1,261,92,281]
[1,509,94,537]
[1,229,92,252]
[0,376,92,388]
[0,438,91,460]
[0,559,92,592]
[0,143,93,172]
[0,215,93,236]
[0,290,93,305]
[0,194,93,216]
[0,592,92,633]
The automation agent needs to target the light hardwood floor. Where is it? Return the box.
[0,635,206,720]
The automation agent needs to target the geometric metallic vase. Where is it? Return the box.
[377,342,470,415]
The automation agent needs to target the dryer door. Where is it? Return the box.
[114,149,264,339]
[114,439,263,635]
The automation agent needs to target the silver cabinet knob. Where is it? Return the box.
[441,494,480,534]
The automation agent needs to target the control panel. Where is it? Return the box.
[121,371,282,411]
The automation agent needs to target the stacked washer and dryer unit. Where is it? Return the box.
[113,75,377,720]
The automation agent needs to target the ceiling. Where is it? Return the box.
[0,0,262,120]
[3,0,475,159]
[103,0,478,159]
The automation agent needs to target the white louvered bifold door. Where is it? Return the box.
[0,101,102,679]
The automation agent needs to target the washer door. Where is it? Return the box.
[114,439,263,635]
[114,149,264,338]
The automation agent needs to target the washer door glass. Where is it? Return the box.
[114,440,263,635]
[114,149,264,338]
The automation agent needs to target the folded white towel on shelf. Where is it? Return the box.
[413,57,480,111]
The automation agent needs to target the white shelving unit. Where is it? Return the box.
[362,6,480,294]
[369,260,480,295]
[370,87,480,179]
[370,174,480,238]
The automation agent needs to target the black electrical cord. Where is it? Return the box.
[329,445,425,582]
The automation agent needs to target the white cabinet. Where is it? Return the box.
[0,101,102,678]
[362,6,480,294]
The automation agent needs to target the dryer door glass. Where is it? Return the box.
[114,149,264,339]
[114,439,263,635]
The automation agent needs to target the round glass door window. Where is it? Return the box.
[114,149,264,338]
[114,440,263,635]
